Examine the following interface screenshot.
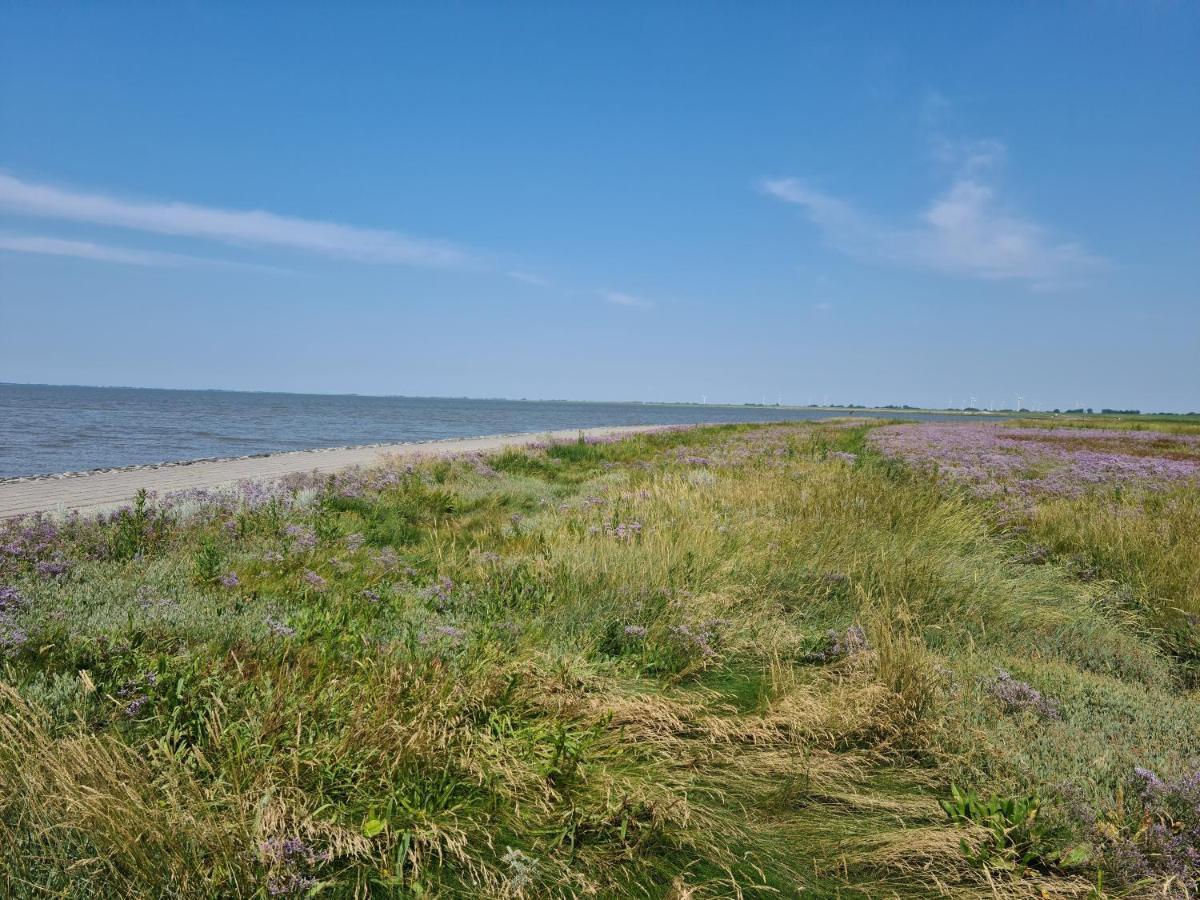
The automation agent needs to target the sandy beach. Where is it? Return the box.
[0,424,666,519]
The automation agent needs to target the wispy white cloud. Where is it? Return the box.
[0,173,469,268]
[761,141,1102,290]
[598,289,654,309]
[0,233,285,271]
[507,270,552,287]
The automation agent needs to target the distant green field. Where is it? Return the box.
[2,420,1197,897]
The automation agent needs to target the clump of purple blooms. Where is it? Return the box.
[0,585,26,615]
[667,619,730,661]
[870,423,1200,498]
[301,570,327,590]
[1058,766,1200,893]
[420,576,455,610]
[986,668,1062,720]
[35,557,71,578]
[260,836,330,896]
[0,516,71,580]
[284,525,317,552]
[264,616,296,638]
[422,624,467,645]
[0,585,28,657]
[596,521,642,541]
[219,571,240,589]
[371,547,400,570]
[1115,766,1200,891]
[116,671,158,718]
[806,624,869,663]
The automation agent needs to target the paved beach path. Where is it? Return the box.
[0,425,666,519]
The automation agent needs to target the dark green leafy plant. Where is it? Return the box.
[940,785,1075,874]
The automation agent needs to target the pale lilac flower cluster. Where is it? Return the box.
[668,619,730,660]
[0,516,70,580]
[870,424,1200,498]
[261,836,330,896]
[425,624,466,644]
[219,571,240,589]
[302,570,327,590]
[0,585,28,657]
[594,521,642,540]
[987,668,1062,720]
[372,547,400,570]
[807,624,869,662]
[1069,766,1200,893]
[117,671,157,717]
[284,525,317,552]
[421,576,455,609]
[0,585,25,615]
[264,616,296,638]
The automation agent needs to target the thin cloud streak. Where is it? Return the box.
[761,143,1103,290]
[598,289,654,309]
[0,233,287,271]
[507,270,552,287]
[0,173,469,268]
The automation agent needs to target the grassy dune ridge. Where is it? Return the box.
[1,421,1197,897]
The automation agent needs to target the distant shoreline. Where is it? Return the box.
[8,382,1190,417]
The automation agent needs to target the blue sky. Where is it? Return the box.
[1,3,1197,411]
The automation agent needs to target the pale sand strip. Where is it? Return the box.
[0,425,670,519]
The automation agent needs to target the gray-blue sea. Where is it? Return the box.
[0,383,969,479]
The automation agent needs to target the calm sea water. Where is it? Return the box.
[0,383,971,479]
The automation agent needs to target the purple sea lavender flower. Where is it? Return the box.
[361,589,381,603]
[0,585,26,614]
[807,624,870,662]
[623,624,648,638]
[0,622,28,656]
[35,557,70,578]
[1133,766,1166,796]
[987,668,1062,720]
[264,616,296,638]
[608,521,643,540]
[669,623,719,659]
[267,874,317,897]
[372,547,400,570]
[284,525,317,551]
[420,576,454,607]
[124,695,148,717]
[220,571,240,589]
[302,570,326,590]
[344,532,365,552]
[432,624,466,643]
